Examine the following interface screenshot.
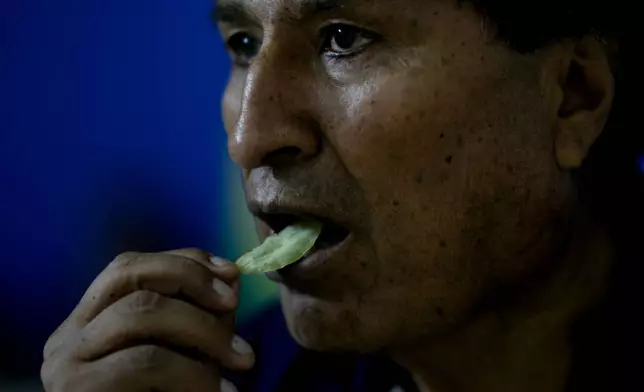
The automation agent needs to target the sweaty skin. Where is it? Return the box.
[39,1,621,391]
[217,0,616,391]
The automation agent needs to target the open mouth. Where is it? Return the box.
[257,212,351,252]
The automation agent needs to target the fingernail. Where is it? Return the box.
[220,379,239,392]
[210,255,232,269]
[212,278,234,299]
[231,335,252,356]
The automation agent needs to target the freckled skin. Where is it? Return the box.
[220,0,576,353]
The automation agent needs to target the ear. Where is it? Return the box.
[550,37,615,170]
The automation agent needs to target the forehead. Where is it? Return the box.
[214,0,420,23]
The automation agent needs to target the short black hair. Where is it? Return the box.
[467,2,641,391]
[466,0,624,51]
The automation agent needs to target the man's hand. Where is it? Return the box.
[41,249,254,392]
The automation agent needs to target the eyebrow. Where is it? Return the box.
[212,1,250,24]
[212,0,353,24]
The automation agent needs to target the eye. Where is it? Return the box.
[321,24,376,57]
[226,32,261,65]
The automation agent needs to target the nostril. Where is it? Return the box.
[260,146,303,167]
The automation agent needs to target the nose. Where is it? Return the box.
[228,49,320,170]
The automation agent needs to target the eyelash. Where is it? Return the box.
[225,23,378,66]
[319,23,378,58]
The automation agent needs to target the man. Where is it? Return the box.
[41,0,640,391]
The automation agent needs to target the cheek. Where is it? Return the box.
[320,60,564,319]
[330,70,480,242]
[303,80,482,336]
[329,50,503,206]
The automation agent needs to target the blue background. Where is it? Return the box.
[1,0,277,388]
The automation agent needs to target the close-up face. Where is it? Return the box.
[217,0,579,353]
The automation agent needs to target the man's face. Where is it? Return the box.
[218,0,575,352]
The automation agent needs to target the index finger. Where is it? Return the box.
[70,252,239,327]
[163,248,239,283]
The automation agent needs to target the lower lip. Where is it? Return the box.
[266,233,354,282]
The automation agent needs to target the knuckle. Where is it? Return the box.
[110,251,143,270]
[166,256,211,286]
[43,321,73,360]
[175,248,208,257]
[43,336,58,360]
[41,357,72,392]
[121,290,167,314]
[174,248,212,263]
[123,345,169,371]
[43,367,96,392]
[173,253,203,271]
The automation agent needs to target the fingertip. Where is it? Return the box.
[228,335,255,370]
[209,255,233,268]
[209,256,240,277]
[220,378,239,392]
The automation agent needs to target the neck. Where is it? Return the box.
[391,214,614,392]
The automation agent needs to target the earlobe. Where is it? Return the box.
[553,37,615,170]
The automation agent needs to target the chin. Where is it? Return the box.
[279,287,389,354]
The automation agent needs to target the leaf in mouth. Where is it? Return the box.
[236,220,323,274]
